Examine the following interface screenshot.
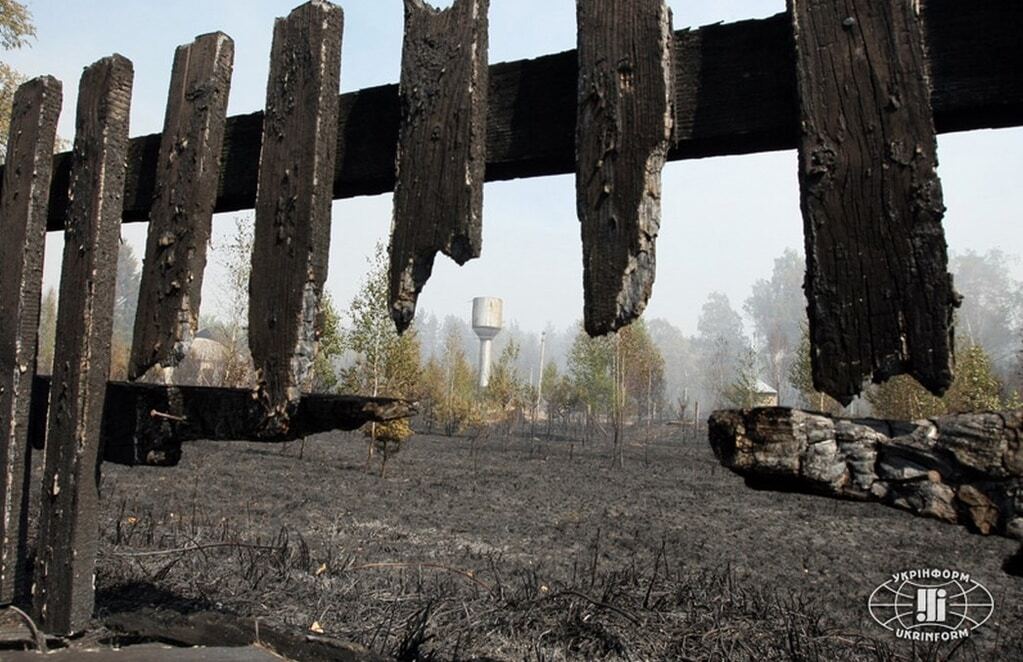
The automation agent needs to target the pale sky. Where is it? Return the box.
[8,1,1021,335]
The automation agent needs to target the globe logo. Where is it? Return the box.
[868,569,994,641]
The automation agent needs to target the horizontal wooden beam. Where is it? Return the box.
[2,0,1016,231]
[27,376,416,466]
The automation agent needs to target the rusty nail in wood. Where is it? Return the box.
[149,409,187,422]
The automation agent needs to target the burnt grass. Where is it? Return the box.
[94,424,1023,661]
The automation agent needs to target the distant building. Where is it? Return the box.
[173,329,231,386]
[754,379,778,407]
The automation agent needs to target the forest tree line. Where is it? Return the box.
[30,221,1023,440]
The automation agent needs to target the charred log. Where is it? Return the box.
[709,407,1023,540]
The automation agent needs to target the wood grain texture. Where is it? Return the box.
[791,0,957,404]
[0,76,62,606]
[388,0,489,332]
[26,376,416,467]
[576,0,672,336]
[129,33,234,381]
[710,407,1023,540]
[248,1,342,432]
[34,55,133,635]
[14,1,1016,230]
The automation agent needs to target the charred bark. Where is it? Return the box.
[129,32,234,380]
[576,0,673,336]
[790,0,958,403]
[26,376,416,467]
[389,0,489,332]
[35,55,133,635]
[709,407,1023,540]
[248,1,343,432]
[0,2,1016,228]
[0,75,62,606]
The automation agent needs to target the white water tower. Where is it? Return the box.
[472,297,503,389]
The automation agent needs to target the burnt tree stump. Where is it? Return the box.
[0,76,62,606]
[710,407,1023,540]
[35,55,133,635]
[790,0,959,404]
[389,0,489,333]
[129,32,234,381]
[249,1,343,432]
[576,0,673,336]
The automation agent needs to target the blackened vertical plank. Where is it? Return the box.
[129,33,234,381]
[0,76,62,606]
[790,0,957,403]
[576,0,673,337]
[34,55,133,635]
[249,1,342,430]
[389,0,489,333]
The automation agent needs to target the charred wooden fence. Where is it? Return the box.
[0,0,1019,636]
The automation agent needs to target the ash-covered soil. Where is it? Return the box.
[94,425,1023,660]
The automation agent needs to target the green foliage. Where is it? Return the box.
[566,320,666,422]
[541,362,578,423]
[339,242,421,400]
[567,328,614,414]
[312,293,343,392]
[721,346,762,408]
[433,326,481,435]
[336,242,421,473]
[216,217,255,388]
[0,0,34,51]
[868,343,1012,419]
[482,339,534,431]
[485,339,525,409]
[943,344,1004,413]
[619,320,665,419]
[0,62,24,157]
[415,356,446,433]
[866,375,946,420]
[0,1,34,159]
[110,243,142,379]
[36,287,57,374]
[788,323,844,414]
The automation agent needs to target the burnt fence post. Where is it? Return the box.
[0,75,62,607]
[34,54,133,635]
[576,0,674,337]
[790,0,958,404]
[248,0,343,433]
[129,32,234,382]
[388,0,490,333]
